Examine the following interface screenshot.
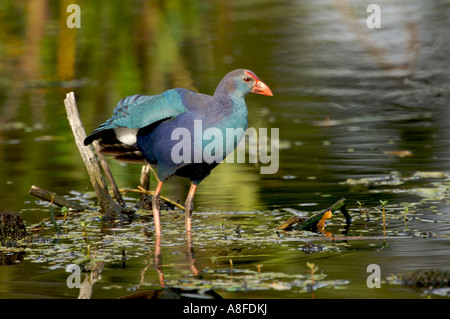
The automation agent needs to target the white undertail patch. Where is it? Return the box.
[114,127,138,145]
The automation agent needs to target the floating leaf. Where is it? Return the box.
[383,150,413,157]
[317,210,332,234]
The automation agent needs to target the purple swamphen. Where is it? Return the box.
[84,69,272,237]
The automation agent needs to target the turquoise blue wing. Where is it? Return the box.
[84,89,189,145]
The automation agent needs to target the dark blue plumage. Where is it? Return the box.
[84,69,272,236]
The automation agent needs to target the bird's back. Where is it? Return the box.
[84,89,194,146]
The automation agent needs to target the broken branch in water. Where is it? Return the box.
[29,185,85,211]
[277,197,352,231]
[138,164,159,203]
[93,141,125,207]
[64,92,124,222]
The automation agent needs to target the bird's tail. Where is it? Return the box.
[98,139,147,164]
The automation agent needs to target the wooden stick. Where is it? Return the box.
[139,164,152,202]
[29,185,85,211]
[93,141,125,207]
[64,92,123,221]
[133,186,185,210]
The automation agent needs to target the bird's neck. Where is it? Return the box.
[211,93,248,132]
[212,80,248,130]
[213,83,247,110]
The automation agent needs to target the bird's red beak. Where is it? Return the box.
[246,70,273,96]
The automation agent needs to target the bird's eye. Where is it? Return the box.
[243,76,252,82]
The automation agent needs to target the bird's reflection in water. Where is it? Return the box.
[119,231,222,299]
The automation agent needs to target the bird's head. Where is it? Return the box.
[241,70,273,96]
[216,69,273,98]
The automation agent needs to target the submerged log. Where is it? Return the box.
[29,185,85,211]
[277,197,351,231]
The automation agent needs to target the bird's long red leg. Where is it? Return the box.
[152,180,163,237]
[184,183,197,236]
[154,234,165,287]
